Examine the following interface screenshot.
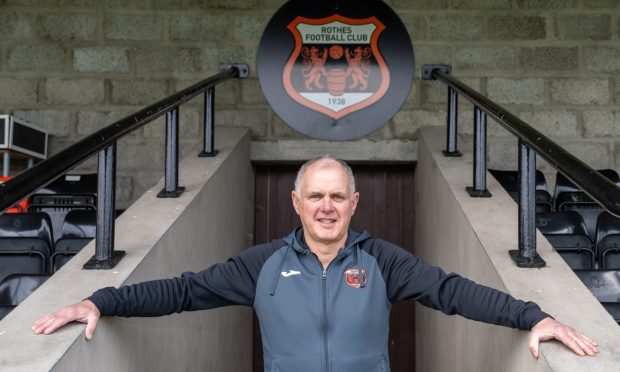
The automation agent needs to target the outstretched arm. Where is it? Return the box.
[33,299,101,340]
[529,317,598,358]
[31,241,281,339]
[369,239,600,358]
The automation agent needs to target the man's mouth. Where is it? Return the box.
[318,218,336,224]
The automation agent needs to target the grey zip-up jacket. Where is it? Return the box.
[89,228,550,372]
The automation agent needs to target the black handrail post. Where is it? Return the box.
[510,140,546,268]
[158,108,185,198]
[83,141,125,269]
[199,87,218,157]
[421,64,460,157]
[443,87,462,157]
[466,107,491,197]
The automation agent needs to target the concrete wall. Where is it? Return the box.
[0,127,254,372]
[1,0,619,205]
[414,126,620,372]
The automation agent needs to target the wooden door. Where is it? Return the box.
[253,163,416,372]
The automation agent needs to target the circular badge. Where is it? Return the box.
[258,0,414,141]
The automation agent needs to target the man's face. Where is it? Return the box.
[292,160,359,248]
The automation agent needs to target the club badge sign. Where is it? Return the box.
[258,0,414,141]
[283,15,389,120]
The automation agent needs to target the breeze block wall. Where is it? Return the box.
[0,0,619,206]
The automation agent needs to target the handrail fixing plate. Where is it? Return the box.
[422,64,451,80]
[220,63,249,79]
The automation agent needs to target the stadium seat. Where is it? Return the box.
[553,169,620,208]
[575,270,620,324]
[595,212,620,270]
[0,213,53,282]
[0,212,53,243]
[0,274,49,320]
[536,211,594,270]
[28,173,97,242]
[52,210,96,271]
[553,170,619,241]
[488,169,552,212]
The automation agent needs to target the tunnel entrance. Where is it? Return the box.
[252,163,416,372]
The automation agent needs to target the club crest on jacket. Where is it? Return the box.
[344,268,367,289]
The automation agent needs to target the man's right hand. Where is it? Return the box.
[32,299,101,340]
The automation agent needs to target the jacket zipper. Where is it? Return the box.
[322,267,329,372]
[311,254,331,372]
[312,250,348,372]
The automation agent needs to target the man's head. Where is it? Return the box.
[292,156,359,250]
[294,156,356,197]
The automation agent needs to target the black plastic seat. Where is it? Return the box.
[553,171,607,241]
[553,170,619,241]
[52,210,96,271]
[574,270,620,324]
[536,211,594,270]
[595,212,620,269]
[536,211,587,235]
[489,169,552,212]
[0,274,49,320]
[553,169,620,209]
[0,212,53,244]
[28,173,97,242]
[0,213,53,282]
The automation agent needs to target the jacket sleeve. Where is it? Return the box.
[369,239,551,330]
[88,241,280,317]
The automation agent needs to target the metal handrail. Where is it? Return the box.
[431,68,620,216]
[423,64,620,267]
[0,64,247,269]
[0,67,241,211]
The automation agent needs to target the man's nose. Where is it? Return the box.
[320,197,334,211]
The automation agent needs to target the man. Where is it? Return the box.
[33,156,598,371]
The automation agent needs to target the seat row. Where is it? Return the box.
[0,210,95,283]
[0,174,98,320]
[491,169,620,242]
[490,168,619,209]
[536,211,620,270]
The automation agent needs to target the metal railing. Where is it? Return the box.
[422,64,620,268]
[0,63,248,269]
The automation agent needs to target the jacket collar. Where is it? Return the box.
[283,226,370,255]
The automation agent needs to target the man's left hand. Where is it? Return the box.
[529,317,598,358]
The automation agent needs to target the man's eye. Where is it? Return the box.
[333,195,345,201]
[309,195,321,200]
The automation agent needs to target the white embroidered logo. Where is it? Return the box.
[281,270,301,277]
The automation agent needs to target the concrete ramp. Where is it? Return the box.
[415,126,620,372]
[0,128,254,372]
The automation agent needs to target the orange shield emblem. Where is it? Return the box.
[283,15,390,120]
[344,268,367,289]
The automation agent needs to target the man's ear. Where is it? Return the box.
[351,192,360,214]
[291,191,301,215]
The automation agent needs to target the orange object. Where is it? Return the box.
[0,176,29,213]
[327,69,346,96]
[329,44,344,59]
